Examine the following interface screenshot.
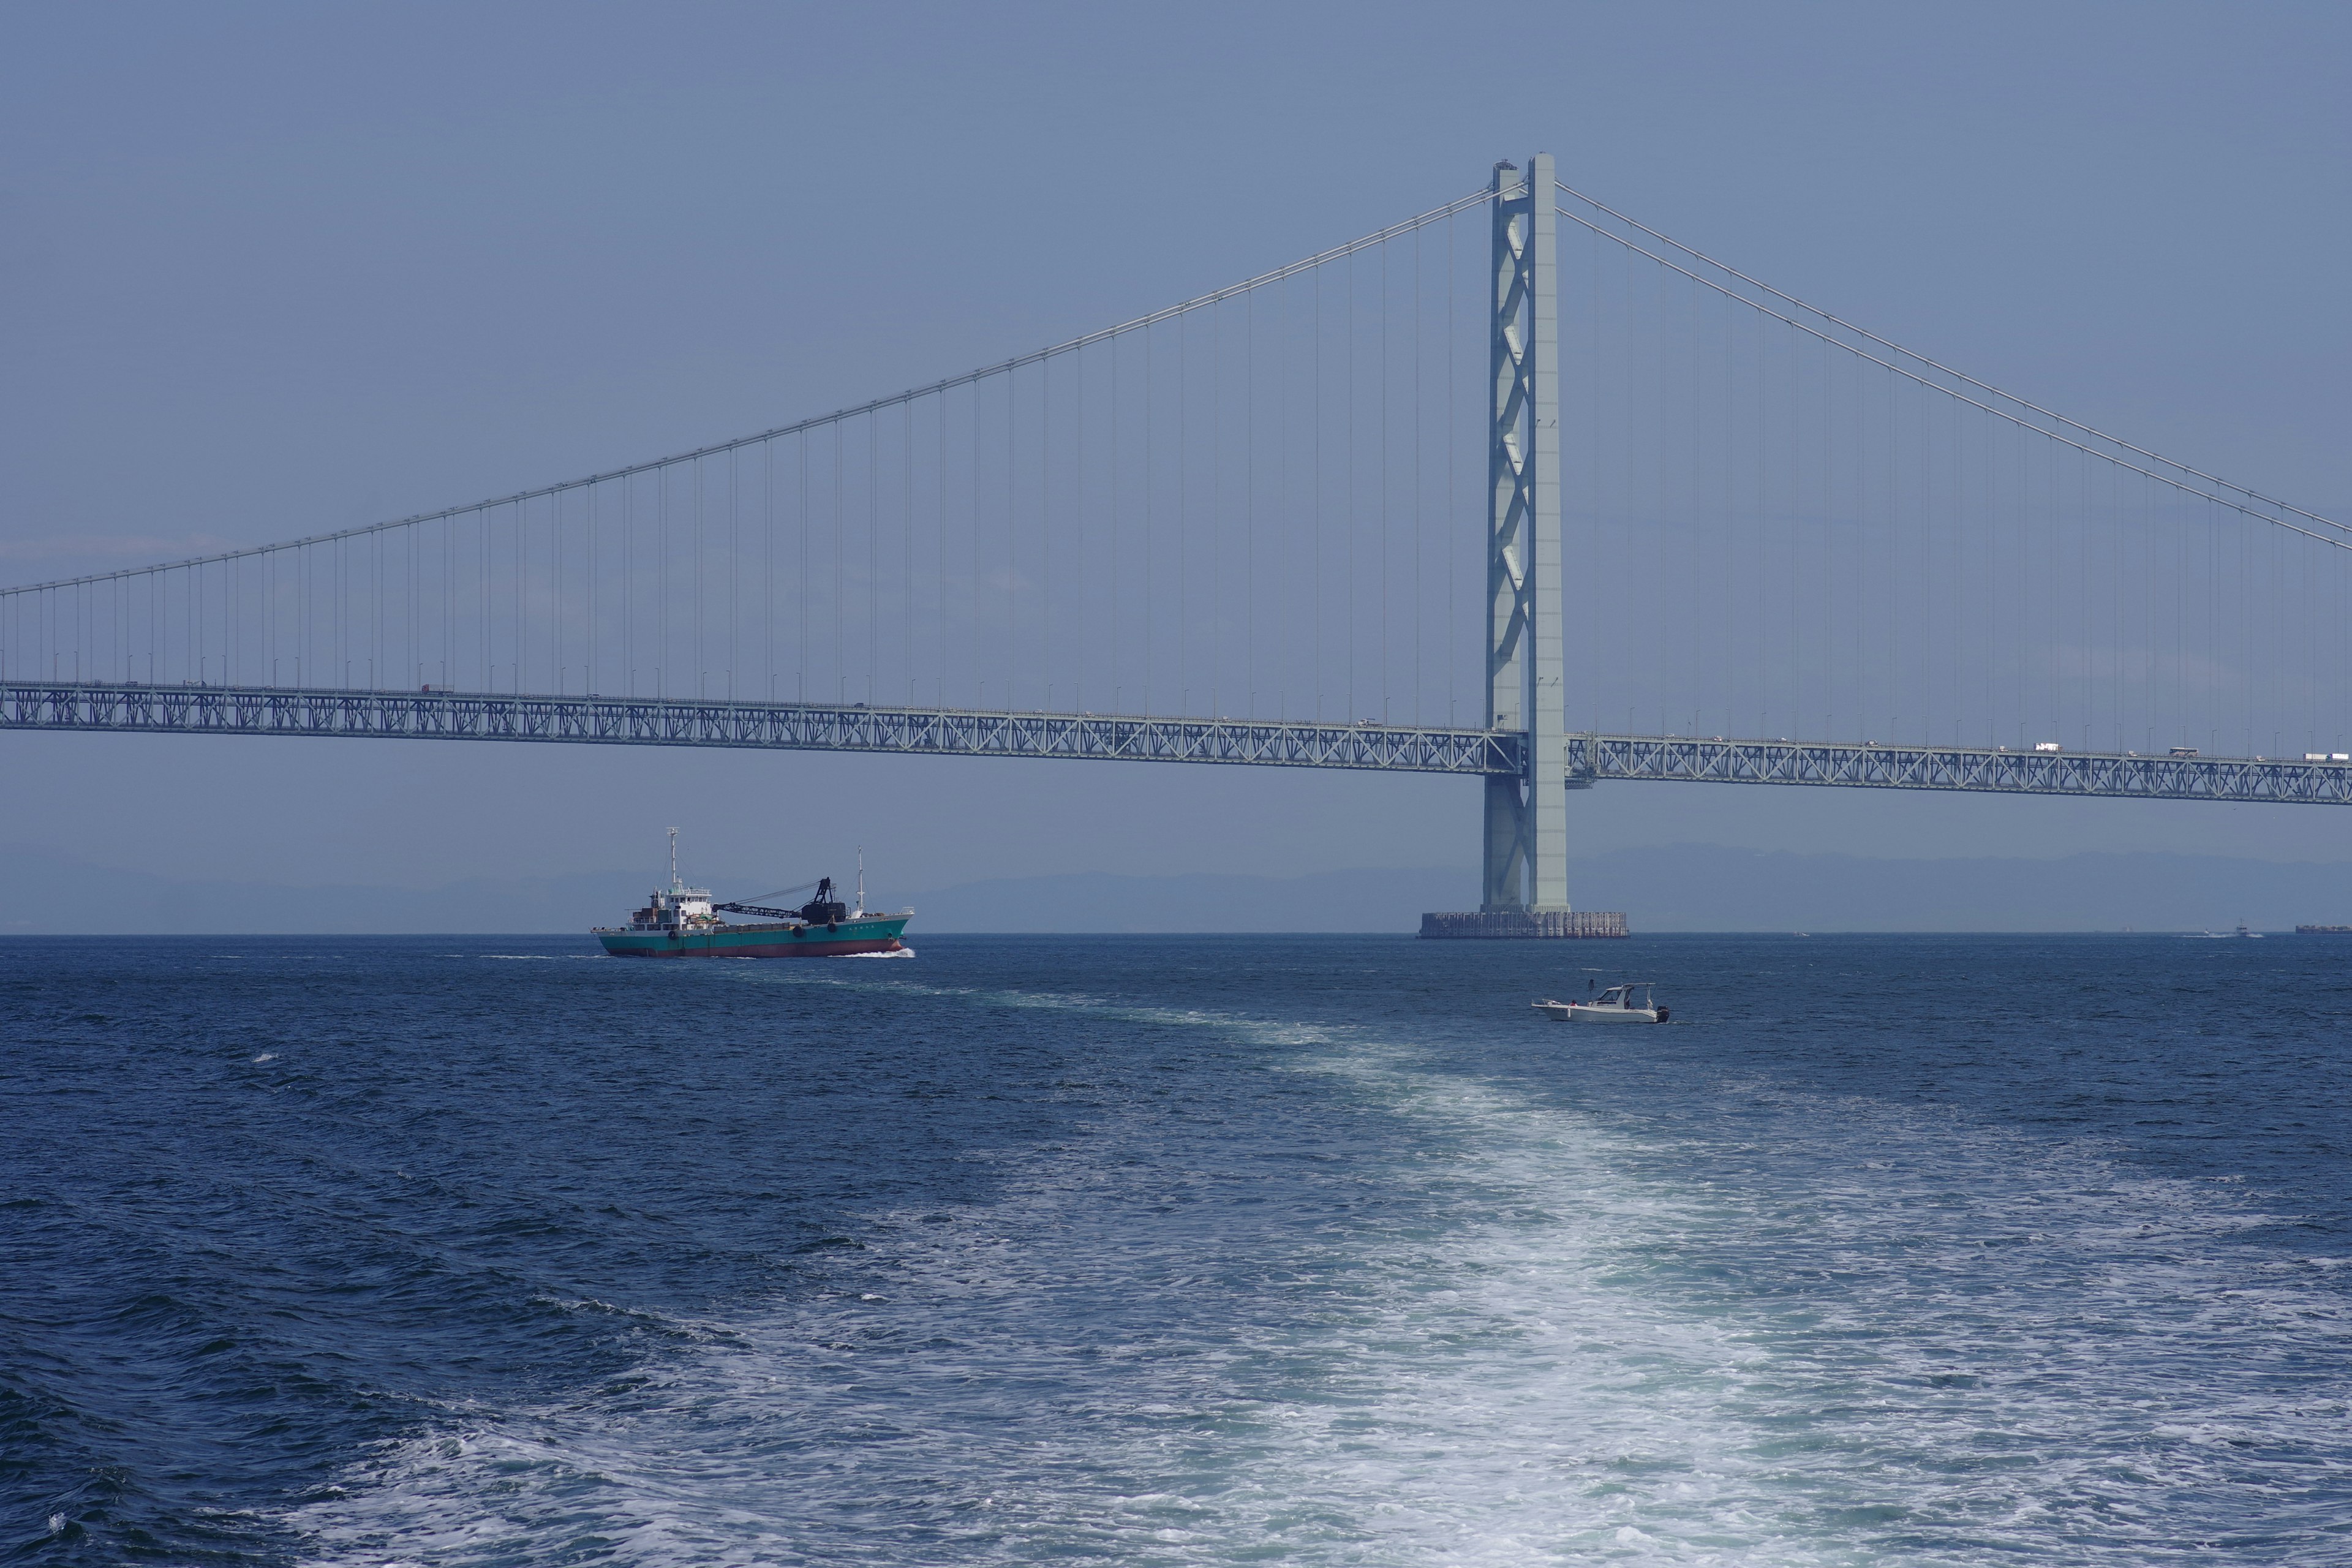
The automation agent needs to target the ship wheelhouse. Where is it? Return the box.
[628,884,718,933]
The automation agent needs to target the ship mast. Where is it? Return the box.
[668,826,680,892]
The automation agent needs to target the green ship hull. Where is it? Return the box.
[595,914,909,959]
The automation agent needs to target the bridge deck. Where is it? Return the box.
[1577,733,2352,805]
[0,680,1519,775]
[6,682,2347,804]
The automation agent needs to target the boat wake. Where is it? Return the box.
[284,998,2350,1566]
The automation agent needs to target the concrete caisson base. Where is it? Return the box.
[1417,910,1628,939]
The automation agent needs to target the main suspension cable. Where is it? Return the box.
[4,187,1495,601]
[1555,177,2346,541]
[1554,203,2351,552]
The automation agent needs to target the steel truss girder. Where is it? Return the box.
[1574,733,2352,805]
[0,681,1524,777]
[9,682,2345,805]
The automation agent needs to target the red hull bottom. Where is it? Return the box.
[605,937,905,959]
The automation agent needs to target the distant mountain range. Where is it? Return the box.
[4,843,2346,934]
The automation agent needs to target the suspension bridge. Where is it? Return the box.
[7,154,2348,919]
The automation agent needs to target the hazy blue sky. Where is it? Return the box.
[4,1,2349,903]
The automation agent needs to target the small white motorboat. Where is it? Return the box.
[1532,982,1668,1023]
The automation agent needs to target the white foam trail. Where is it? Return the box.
[288,1007,2352,1566]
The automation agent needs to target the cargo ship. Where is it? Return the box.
[594,832,911,959]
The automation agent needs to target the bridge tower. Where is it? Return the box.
[1482,153,1569,913]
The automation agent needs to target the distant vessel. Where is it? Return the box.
[594,831,911,959]
[2182,924,2263,939]
[2296,925,2352,934]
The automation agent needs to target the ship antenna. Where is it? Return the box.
[856,846,865,916]
[669,826,679,891]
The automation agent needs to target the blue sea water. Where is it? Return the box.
[2,932,2348,1565]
